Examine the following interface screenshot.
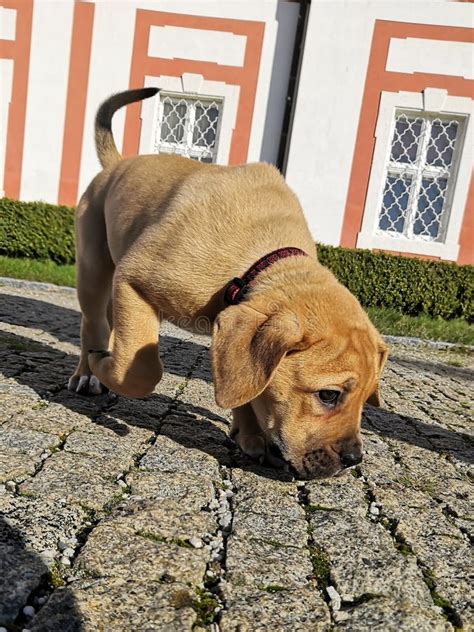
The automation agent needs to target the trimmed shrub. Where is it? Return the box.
[0,197,75,264]
[0,197,472,322]
[318,244,473,323]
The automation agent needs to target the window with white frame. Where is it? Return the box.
[153,92,222,163]
[377,110,466,243]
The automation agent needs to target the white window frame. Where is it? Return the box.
[139,73,240,166]
[357,90,473,261]
[155,92,223,163]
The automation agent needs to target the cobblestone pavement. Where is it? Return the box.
[0,282,472,631]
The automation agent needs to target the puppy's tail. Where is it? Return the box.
[95,87,159,170]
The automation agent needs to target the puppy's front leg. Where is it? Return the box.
[231,404,266,461]
[89,276,163,398]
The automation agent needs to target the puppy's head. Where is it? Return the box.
[211,279,388,479]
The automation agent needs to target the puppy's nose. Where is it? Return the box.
[340,450,362,468]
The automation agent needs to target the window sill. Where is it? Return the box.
[356,231,460,261]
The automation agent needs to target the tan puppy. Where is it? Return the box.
[69,88,388,479]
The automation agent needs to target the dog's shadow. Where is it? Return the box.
[0,516,82,630]
[1,293,472,470]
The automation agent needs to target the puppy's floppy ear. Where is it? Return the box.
[366,344,389,407]
[211,305,304,409]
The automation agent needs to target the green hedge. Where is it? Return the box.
[0,197,472,322]
[318,244,473,323]
[0,197,75,264]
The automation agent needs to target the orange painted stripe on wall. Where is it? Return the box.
[58,0,95,206]
[458,173,474,265]
[1,0,33,199]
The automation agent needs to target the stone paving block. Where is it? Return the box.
[64,429,150,461]
[76,520,208,586]
[336,598,451,631]
[225,536,313,591]
[6,402,92,437]
[0,492,86,554]
[181,374,232,425]
[307,480,435,608]
[99,497,216,543]
[141,414,230,474]
[128,470,215,513]
[0,452,40,483]
[0,379,42,417]
[104,393,172,430]
[19,451,125,509]
[29,578,197,631]
[0,424,60,454]
[220,588,331,631]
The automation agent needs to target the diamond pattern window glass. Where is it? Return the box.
[154,93,222,163]
[377,110,466,243]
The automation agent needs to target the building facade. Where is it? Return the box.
[0,0,472,263]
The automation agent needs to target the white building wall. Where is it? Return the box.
[285,0,473,246]
[78,0,138,197]
[20,0,74,202]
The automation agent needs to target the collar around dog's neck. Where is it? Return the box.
[223,247,309,305]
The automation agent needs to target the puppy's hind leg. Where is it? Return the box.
[88,272,163,398]
[69,192,114,395]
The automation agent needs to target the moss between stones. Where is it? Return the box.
[422,568,463,629]
[307,545,331,589]
[191,587,219,626]
[396,542,414,557]
[32,400,49,411]
[49,562,65,588]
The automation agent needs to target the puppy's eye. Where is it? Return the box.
[317,390,341,407]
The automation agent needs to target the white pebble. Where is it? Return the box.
[326,586,341,611]
[37,596,47,605]
[369,503,380,516]
[223,480,232,488]
[40,549,56,560]
[117,479,127,488]
[224,490,234,499]
[23,606,35,617]
[63,548,75,558]
[189,537,203,549]
[5,481,16,492]
[0,627,8,632]
[60,556,71,567]
[219,514,232,528]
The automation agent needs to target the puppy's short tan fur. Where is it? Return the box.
[69,88,388,479]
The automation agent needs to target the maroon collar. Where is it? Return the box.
[224,247,308,305]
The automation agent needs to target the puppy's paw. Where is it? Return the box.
[68,374,103,395]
